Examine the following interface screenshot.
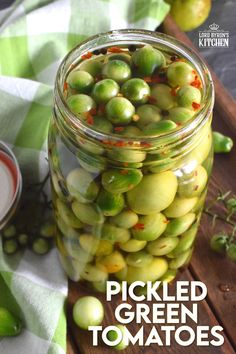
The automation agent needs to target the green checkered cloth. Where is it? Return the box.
[0,0,170,353]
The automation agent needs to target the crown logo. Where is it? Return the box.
[209,23,219,31]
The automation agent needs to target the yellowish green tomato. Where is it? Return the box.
[164,213,196,237]
[67,94,96,115]
[67,70,94,93]
[147,236,179,256]
[72,201,104,225]
[131,213,167,241]
[167,107,195,124]
[108,53,131,63]
[151,84,176,110]
[92,79,119,103]
[125,257,168,283]
[136,104,161,129]
[66,168,99,202]
[110,210,138,228]
[127,171,178,215]
[73,296,104,330]
[178,165,208,198]
[96,251,126,273]
[170,0,211,32]
[177,85,201,110]
[107,325,129,350]
[102,60,131,83]
[167,61,195,87]
[121,78,150,104]
[92,116,113,133]
[132,45,166,76]
[78,58,102,77]
[164,196,198,218]
[106,97,135,125]
[143,120,177,135]
[126,251,153,268]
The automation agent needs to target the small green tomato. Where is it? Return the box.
[106,97,135,125]
[73,296,104,330]
[102,60,131,83]
[107,324,129,350]
[67,94,96,115]
[121,78,150,104]
[67,70,94,93]
[210,233,228,254]
[92,79,119,103]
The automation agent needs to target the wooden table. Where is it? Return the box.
[67,16,236,354]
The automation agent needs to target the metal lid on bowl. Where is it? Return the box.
[0,141,22,230]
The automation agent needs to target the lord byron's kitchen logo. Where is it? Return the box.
[199,23,229,48]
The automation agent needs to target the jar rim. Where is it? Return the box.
[55,29,214,148]
[0,141,22,230]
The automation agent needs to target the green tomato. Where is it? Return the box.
[167,62,195,87]
[132,45,166,76]
[121,78,150,104]
[92,79,119,103]
[213,131,234,153]
[107,324,129,350]
[102,169,143,194]
[151,84,176,110]
[67,70,94,93]
[131,213,167,241]
[127,171,178,215]
[177,85,201,110]
[67,94,96,115]
[106,97,135,125]
[92,116,113,133]
[78,59,102,77]
[110,210,138,229]
[143,120,177,135]
[66,168,99,202]
[167,107,195,124]
[136,104,161,129]
[227,244,236,261]
[97,188,125,216]
[210,233,228,254]
[102,60,131,83]
[73,296,104,330]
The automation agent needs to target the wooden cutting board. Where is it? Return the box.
[67,15,236,354]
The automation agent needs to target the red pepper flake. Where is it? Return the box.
[98,104,106,115]
[164,219,170,224]
[84,112,94,125]
[108,46,124,53]
[63,82,68,92]
[115,141,126,147]
[152,75,167,84]
[140,141,152,148]
[194,171,198,176]
[114,126,125,132]
[194,185,199,191]
[120,169,129,175]
[81,52,92,60]
[128,141,134,146]
[143,76,152,83]
[191,79,201,89]
[102,140,113,145]
[147,96,157,104]
[133,223,145,230]
[192,102,201,110]
[132,114,140,122]
[123,162,129,167]
[170,86,179,96]
[95,75,102,83]
[89,107,97,116]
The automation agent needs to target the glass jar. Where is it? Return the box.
[49,30,214,290]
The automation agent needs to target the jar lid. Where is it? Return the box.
[0,141,22,230]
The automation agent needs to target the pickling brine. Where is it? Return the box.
[49,30,214,291]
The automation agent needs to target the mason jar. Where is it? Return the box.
[49,30,214,291]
